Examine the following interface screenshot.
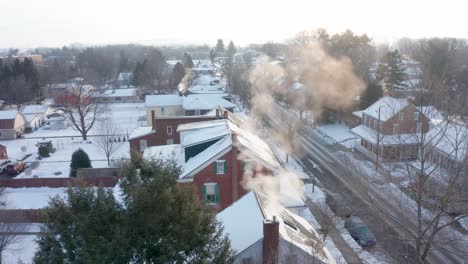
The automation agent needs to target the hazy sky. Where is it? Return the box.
[1,0,466,49]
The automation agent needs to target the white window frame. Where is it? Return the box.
[216,160,225,175]
[413,111,419,120]
[167,126,173,135]
[393,123,399,134]
[140,139,147,152]
[204,183,217,205]
[399,112,404,121]
[160,107,165,115]
[416,122,422,133]
[195,109,201,116]
[166,139,174,145]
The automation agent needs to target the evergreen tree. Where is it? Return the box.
[210,49,216,62]
[34,187,129,264]
[118,49,129,73]
[183,52,194,68]
[215,39,225,55]
[69,148,92,177]
[34,158,235,263]
[376,49,406,93]
[170,62,185,90]
[226,41,237,59]
[360,81,383,109]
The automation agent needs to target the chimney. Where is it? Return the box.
[216,108,220,118]
[263,217,279,264]
[223,110,228,119]
[151,110,156,131]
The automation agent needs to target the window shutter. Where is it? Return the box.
[215,184,220,204]
[202,185,207,204]
[214,162,217,174]
[224,161,227,174]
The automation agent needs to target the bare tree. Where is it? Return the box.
[0,188,27,263]
[315,200,339,242]
[62,83,108,140]
[96,119,123,166]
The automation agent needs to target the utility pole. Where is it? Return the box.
[375,106,381,170]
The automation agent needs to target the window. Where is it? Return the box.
[243,160,254,172]
[373,120,377,130]
[413,111,419,120]
[160,107,165,115]
[195,109,201,116]
[399,112,404,121]
[363,116,367,126]
[416,122,422,133]
[167,126,173,135]
[203,183,219,205]
[166,139,174,145]
[140,140,147,152]
[215,160,226,175]
[393,123,399,134]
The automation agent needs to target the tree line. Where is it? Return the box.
[0,57,40,104]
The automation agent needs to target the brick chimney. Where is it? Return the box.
[151,110,156,131]
[223,110,229,119]
[263,217,279,264]
[216,108,220,119]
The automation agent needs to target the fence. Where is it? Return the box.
[0,176,118,188]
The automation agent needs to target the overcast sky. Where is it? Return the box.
[0,0,466,49]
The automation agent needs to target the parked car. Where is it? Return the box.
[325,191,352,218]
[0,159,12,173]
[5,161,26,176]
[345,217,377,247]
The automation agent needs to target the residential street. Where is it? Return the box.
[266,103,466,264]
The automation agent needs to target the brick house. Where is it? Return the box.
[143,118,282,211]
[129,110,223,153]
[0,144,7,159]
[217,191,332,264]
[351,96,430,161]
[0,110,26,140]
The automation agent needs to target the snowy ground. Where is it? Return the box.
[1,103,143,178]
[2,234,38,264]
[317,123,358,149]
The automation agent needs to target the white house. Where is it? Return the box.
[22,104,48,131]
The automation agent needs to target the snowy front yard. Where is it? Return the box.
[317,123,358,149]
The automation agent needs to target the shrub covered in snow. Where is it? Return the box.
[70,148,92,177]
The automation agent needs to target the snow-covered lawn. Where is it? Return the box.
[1,138,130,178]
[2,234,38,264]
[317,124,358,148]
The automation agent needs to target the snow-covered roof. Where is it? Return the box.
[351,125,419,145]
[187,84,224,94]
[128,126,154,140]
[352,110,363,118]
[0,110,19,120]
[216,191,264,253]
[146,118,280,180]
[218,191,331,262]
[143,144,184,165]
[166,60,182,66]
[22,105,47,115]
[145,94,182,107]
[418,106,443,125]
[180,124,230,147]
[182,94,236,110]
[427,122,468,162]
[362,96,409,121]
[24,114,40,123]
[193,75,221,86]
[94,88,137,98]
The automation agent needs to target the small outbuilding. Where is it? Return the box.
[0,110,26,140]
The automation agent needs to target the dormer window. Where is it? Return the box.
[413,111,419,120]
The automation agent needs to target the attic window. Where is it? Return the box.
[414,112,419,120]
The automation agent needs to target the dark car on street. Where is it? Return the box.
[345,217,377,247]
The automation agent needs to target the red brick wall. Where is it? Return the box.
[0,119,14,129]
[129,116,220,152]
[382,104,430,135]
[0,209,45,223]
[190,149,246,210]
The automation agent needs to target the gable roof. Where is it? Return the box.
[217,191,332,263]
[0,110,19,120]
[182,94,236,110]
[427,122,468,162]
[22,105,47,115]
[362,96,409,121]
[145,94,182,107]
